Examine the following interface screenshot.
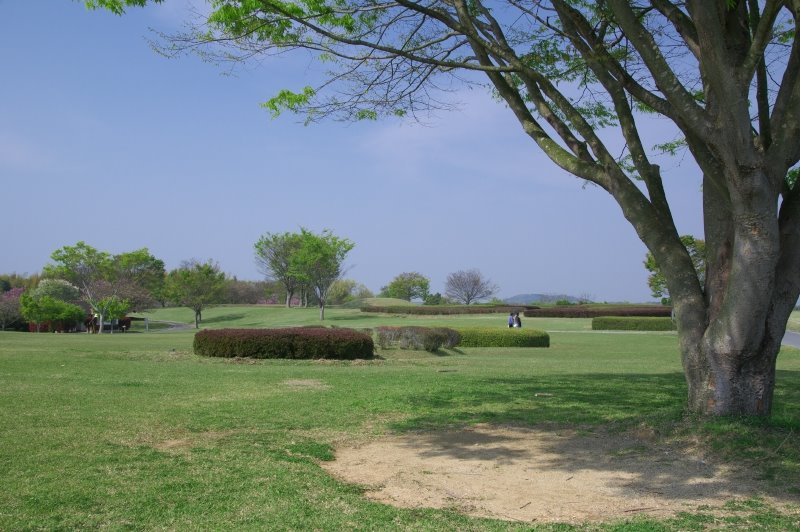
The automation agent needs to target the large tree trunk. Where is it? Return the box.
[682,329,781,416]
[675,161,799,416]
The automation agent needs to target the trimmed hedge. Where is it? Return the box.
[455,327,550,348]
[361,305,535,316]
[592,317,677,331]
[523,305,672,318]
[374,326,461,352]
[193,328,374,359]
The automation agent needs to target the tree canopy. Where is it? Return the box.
[380,272,430,302]
[165,259,227,328]
[88,0,800,417]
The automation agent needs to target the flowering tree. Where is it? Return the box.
[0,288,24,331]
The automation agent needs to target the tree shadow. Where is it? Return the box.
[385,371,800,501]
[200,313,246,324]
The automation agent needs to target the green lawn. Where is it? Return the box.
[2,306,799,529]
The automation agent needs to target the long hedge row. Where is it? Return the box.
[523,305,672,318]
[193,328,374,359]
[455,327,550,348]
[361,305,532,315]
[592,317,677,331]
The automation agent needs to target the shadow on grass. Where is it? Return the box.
[385,370,800,500]
[200,313,247,325]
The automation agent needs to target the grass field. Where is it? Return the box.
[2,306,800,529]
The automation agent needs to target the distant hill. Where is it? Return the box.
[504,293,581,305]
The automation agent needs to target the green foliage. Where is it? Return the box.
[83,0,161,15]
[193,327,374,359]
[165,260,226,328]
[43,241,113,289]
[291,228,354,318]
[644,235,705,303]
[254,231,305,306]
[380,272,430,302]
[19,292,85,332]
[592,316,677,331]
[262,87,317,119]
[95,295,131,322]
[455,327,550,348]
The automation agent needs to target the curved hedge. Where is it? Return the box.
[193,328,374,359]
[591,317,676,331]
[523,305,671,318]
[361,305,534,315]
[455,327,550,348]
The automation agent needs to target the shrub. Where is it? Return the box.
[193,328,374,359]
[523,305,672,318]
[592,317,676,331]
[374,326,461,352]
[455,327,550,348]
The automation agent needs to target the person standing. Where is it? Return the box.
[508,312,515,328]
[514,312,522,328]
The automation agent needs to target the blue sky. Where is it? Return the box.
[0,0,704,302]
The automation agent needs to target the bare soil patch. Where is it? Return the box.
[323,424,798,524]
[281,379,331,391]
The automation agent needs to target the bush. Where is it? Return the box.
[193,328,374,359]
[523,305,672,318]
[592,317,676,331]
[455,327,550,348]
[374,326,461,352]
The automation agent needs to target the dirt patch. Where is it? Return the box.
[150,430,238,454]
[322,424,798,524]
[282,379,331,391]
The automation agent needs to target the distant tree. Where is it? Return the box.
[254,232,304,307]
[42,242,166,329]
[445,269,498,305]
[224,278,269,304]
[354,283,374,300]
[326,280,373,305]
[423,292,445,306]
[0,273,41,292]
[645,236,706,305]
[112,248,166,309]
[290,229,354,320]
[327,279,357,306]
[31,279,81,305]
[94,295,131,333]
[0,287,24,331]
[165,260,227,328]
[43,242,113,298]
[380,272,430,302]
[20,292,84,333]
